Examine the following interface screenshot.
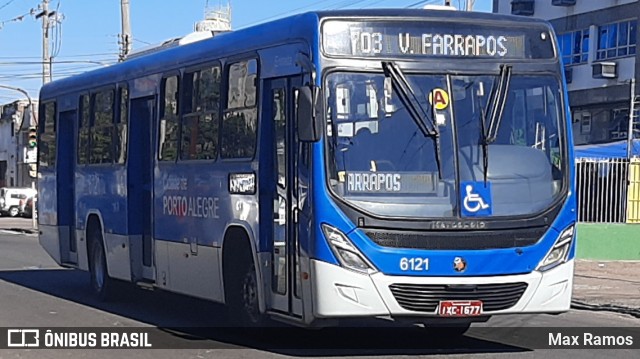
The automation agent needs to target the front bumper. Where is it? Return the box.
[310,258,573,319]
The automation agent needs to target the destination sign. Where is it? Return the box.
[322,20,555,59]
[344,172,438,194]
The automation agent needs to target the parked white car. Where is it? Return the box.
[0,187,37,217]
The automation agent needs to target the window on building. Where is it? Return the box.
[78,95,90,165]
[221,59,258,159]
[90,90,114,164]
[597,19,637,60]
[115,86,129,164]
[159,75,180,161]
[181,64,221,160]
[580,112,592,135]
[610,108,630,140]
[558,29,589,65]
[39,102,57,168]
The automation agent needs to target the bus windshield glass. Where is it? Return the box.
[325,71,566,218]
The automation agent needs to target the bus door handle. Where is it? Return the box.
[293,206,299,224]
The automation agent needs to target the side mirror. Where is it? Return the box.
[297,86,321,142]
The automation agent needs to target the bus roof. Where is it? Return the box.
[40,9,552,100]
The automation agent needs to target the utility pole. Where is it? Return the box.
[35,0,51,84]
[119,0,132,61]
[466,0,475,11]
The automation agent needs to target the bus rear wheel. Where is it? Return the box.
[88,226,116,301]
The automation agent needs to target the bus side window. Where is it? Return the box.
[39,102,57,168]
[90,89,115,165]
[180,65,221,161]
[78,95,90,165]
[221,59,258,159]
[115,85,129,165]
[159,75,180,161]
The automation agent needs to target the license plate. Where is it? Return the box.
[438,300,483,317]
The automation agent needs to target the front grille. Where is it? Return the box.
[364,227,547,250]
[389,282,528,313]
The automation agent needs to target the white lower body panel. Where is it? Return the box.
[310,259,574,319]
[103,233,131,281]
[154,240,223,303]
[39,224,62,265]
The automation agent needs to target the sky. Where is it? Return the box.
[0,0,492,104]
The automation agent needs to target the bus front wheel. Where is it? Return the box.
[226,257,268,327]
[88,226,116,301]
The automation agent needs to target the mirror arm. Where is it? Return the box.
[296,52,316,87]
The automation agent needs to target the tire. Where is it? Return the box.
[88,226,116,301]
[8,206,20,217]
[229,259,268,327]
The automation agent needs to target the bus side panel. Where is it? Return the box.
[75,166,131,281]
[153,161,258,303]
[38,168,61,264]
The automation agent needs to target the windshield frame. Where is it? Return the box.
[321,65,570,221]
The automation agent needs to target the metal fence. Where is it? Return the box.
[575,158,630,223]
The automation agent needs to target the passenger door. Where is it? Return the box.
[266,76,305,318]
[128,96,156,282]
[57,109,78,265]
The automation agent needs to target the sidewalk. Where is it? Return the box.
[0,217,38,234]
[572,260,640,317]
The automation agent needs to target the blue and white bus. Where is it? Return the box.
[38,9,576,330]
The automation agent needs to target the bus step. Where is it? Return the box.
[135,280,155,291]
[266,311,305,326]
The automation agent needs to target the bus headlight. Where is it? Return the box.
[537,225,574,272]
[322,224,377,274]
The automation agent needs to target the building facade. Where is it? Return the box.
[494,0,639,146]
[0,99,38,188]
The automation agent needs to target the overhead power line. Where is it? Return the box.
[0,0,18,12]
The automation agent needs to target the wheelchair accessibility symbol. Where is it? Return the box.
[461,182,492,217]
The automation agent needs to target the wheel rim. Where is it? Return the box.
[242,268,260,323]
[92,244,105,292]
[9,208,19,217]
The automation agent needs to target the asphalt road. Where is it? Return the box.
[0,224,638,359]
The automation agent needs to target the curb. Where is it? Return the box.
[571,300,640,319]
[0,228,38,235]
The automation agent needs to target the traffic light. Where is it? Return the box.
[28,127,37,148]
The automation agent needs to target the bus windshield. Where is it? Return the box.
[325,71,566,218]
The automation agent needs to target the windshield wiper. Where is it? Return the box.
[477,64,513,185]
[485,64,513,144]
[477,89,490,185]
[381,61,443,178]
